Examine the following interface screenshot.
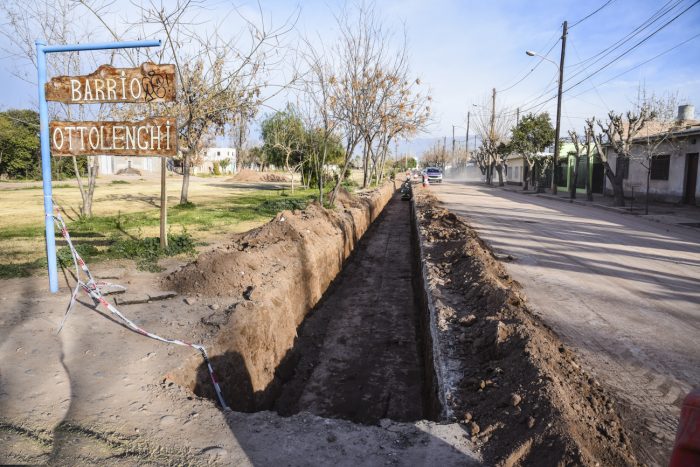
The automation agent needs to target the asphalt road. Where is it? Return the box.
[432,180,700,466]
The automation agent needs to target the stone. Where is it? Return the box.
[148,291,177,301]
[209,303,220,311]
[458,314,477,327]
[511,393,522,406]
[527,416,536,429]
[184,297,196,305]
[469,422,480,436]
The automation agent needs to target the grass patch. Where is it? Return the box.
[110,180,130,185]
[0,187,321,278]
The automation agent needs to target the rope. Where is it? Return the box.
[52,205,230,411]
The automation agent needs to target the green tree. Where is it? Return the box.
[510,112,555,190]
[0,110,40,179]
[261,107,306,175]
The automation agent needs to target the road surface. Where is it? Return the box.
[432,181,700,466]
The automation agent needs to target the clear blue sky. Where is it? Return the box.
[1,0,699,146]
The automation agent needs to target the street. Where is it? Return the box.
[432,180,700,466]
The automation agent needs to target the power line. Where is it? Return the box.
[569,0,616,29]
[569,30,700,99]
[517,0,700,114]
[563,0,700,94]
[497,31,561,93]
[565,0,683,72]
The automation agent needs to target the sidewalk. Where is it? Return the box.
[497,183,700,231]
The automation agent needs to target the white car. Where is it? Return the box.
[423,167,443,183]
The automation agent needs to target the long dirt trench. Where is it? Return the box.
[270,192,437,424]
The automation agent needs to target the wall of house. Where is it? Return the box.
[606,137,700,203]
[98,155,161,174]
[506,157,524,185]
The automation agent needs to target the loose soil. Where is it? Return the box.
[413,187,640,466]
[227,169,289,183]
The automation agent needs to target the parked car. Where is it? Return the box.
[423,167,443,183]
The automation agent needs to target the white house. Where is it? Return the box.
[193,147,237,174]
[605,105,700,205]
[98,155,162,175]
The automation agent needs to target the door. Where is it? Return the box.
[685,153,698,205]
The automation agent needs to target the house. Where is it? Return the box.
[603,105,700,205]
[555,141,606,195]
[98,155,162,175]
[193,147,237,175]
[504,148,554,189]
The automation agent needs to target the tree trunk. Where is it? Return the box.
[496,164,504,186]
[603,161,625,206]
[180,152,191,205]
[569,156,579,199]
[586,153,593,201]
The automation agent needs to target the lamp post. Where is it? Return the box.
[452,124,468,170]
[526,20,567,194]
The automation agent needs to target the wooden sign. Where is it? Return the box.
[45,63,176,104]
[49,118,176,157]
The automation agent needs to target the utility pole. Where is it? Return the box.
[466,111,471,160]
[488,87,496,185]
[451,125,455,169]
[552,20,568,195]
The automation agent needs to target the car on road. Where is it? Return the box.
[422,167,443,183]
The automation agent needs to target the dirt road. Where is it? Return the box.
[272,194,434,424]
[432,181,700,466]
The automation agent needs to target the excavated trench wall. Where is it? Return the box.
[167,184,396,410]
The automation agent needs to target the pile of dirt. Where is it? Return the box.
[413,189,639,466]
[227,169,289,182]
[164,183,395,410]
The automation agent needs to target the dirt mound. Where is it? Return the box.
[413,189,639,466]
[115,167,142,175]
[228,169,289,182]
[164,182,395,410]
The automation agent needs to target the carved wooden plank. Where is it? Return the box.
[49,118,177,157]
[45,63,176,104]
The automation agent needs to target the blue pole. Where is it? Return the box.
[36,40,59,293]
[36,38,162,293]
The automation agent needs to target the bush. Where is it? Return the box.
[108,230,196,272]
[257,197,309,215]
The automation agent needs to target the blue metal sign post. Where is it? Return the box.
[36,39,161,293]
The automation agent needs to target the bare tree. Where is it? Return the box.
[592,106,656,206]
[473,95,513,186]
[1,0,111,216]
[80,0,297,204]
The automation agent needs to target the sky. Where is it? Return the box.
[1,0,699,154]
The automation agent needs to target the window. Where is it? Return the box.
[616,157,629,179]
[650,155,670,180]
[217,151,221,156]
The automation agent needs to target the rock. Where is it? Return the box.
[379,419,392,429]
[511,393,522,406]
[200,446,227,460]
[479,380,486,390]
[463,412,473,422]
[209,303,220,311]
[469,422,480,436]
[184,297,196,305]
[326,433,337,443]
[148,291,177,301]
[458,314,477,327]
[495,321,510,344]
[527,416,536,429]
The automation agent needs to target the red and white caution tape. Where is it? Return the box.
[53,206,230,411]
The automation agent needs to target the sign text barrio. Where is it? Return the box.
[45,62,176,104]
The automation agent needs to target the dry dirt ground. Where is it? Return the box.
[432,180,700,466]
[0,186,480,466]
[0,180,648,466]
[413,188,639,466]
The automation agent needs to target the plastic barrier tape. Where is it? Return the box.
[52,205,230,410]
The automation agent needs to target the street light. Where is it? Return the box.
[526,20,567,195]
